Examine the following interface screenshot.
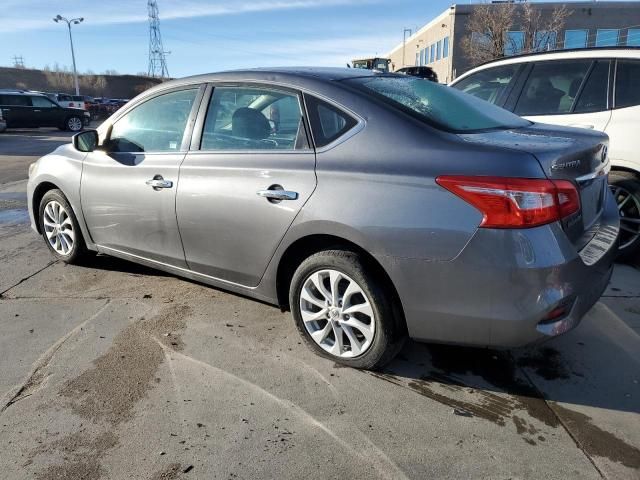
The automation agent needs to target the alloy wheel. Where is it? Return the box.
[611,185,640,250]
[67,117,83,131]
[43,200,75,256]
[299,269,375,358]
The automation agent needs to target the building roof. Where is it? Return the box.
[386,7,453,58]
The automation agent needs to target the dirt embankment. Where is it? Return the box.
[0,66,163,98]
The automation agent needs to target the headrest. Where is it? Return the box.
[232,107,270,140]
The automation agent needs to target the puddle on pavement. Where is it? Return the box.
[367,343,640,467]
[0,192,29,227]
[368,345,559,446]
[551,402,640,469]
[516,347,571,381]
[0,208,29,225]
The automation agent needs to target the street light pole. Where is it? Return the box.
[53,15,84,95]
[402,28,412,68]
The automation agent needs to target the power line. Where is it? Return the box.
[147,0,170,78]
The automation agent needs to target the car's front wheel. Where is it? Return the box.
[38,189,90,264]
[65,115,83,132]
[610,172,640,261]
[290,250,405,369]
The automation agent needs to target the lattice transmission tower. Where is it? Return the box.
[147,0,170,78]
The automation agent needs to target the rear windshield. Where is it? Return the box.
[344,76,530,133]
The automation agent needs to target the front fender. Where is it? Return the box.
[27,145,95,250]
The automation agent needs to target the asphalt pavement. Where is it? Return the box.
[0,129,639,479]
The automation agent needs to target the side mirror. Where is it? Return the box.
[73,129,99,152]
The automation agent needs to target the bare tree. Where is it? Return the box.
[521,3,572,52]
[460,2,516,66]
[461,2,572,67]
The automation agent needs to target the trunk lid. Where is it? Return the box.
[459,123,610,250]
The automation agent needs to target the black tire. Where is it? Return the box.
[65,115,83,132]
[38,189,90,265]
[289,250,405,369]
[609,172,640,262]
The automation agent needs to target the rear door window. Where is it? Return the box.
[452,64,519,106]
[200,86,306,151]
[514,60,591,115]
[615,60,640,109]
[574,61,610,113]
[304,95,358,148]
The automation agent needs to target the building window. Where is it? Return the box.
[505,31,524,55]
[534,31,557,51]
[422,48,427,65]
[628,29,640,46]
[564,29,588,49]
[596,29,619,47]
[425,46,429,64]
[430,44,435,64]
[443,36,450,58]
[436,40,442,60]
[415,52,419,66]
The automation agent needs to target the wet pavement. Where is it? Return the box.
[0,131,639,479]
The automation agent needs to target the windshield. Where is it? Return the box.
[344,76,530,133]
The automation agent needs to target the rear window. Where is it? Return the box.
[345,76,530,132]
[0,94,30,106]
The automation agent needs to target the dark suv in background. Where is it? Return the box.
[0,90,90,131]
[395,66,439,82]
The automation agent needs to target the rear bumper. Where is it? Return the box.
[379,187,619,348]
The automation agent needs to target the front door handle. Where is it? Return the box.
[146,176,173,190]
[257,188,298,201]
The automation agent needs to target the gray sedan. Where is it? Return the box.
[27,68,619,369]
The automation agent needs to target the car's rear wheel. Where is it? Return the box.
[65,115,83,132]
[289,250,404,369]
[609,172,640,261]
[39,189,89,264]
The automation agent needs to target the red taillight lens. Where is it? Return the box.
[436,176,580,228]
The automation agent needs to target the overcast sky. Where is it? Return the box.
[0,0,637,77]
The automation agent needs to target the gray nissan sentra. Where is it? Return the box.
[27,68,619,369]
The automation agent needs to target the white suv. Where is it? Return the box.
[451,47,640,259]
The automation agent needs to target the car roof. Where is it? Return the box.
[0,89,48,97]
[160,67,383,87]
[452,47,640,83]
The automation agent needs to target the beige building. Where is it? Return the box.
[386,1,640,83]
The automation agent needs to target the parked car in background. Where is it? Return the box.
[351,57,391,72]
[450,47,640,259]
[0,89,90,131]
[0,107,6,132]
[395,66,439,82]
[27,68,618,368]
[52,93,93,111]
[88,98,128,120]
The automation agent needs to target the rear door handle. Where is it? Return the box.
[146,177,173,189]
[257,189,298,201]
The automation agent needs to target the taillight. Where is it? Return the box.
[436,176,580,228]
